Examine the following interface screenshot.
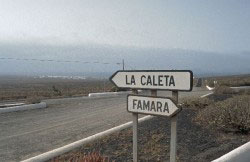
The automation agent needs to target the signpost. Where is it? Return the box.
[110,70,193,91]
[132,90,138,162]
[127,95,180,117]
[110,70,193,162]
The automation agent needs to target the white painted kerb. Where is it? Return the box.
[21,115,153,162]
[88,91,131,97]
[0,102,47,114]
[212,141,250,162]
[88,90,142,97]
[200,92,213,98]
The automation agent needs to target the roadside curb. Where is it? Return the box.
[88,90,143,97]
[21,115,153,162]
[200,92,214,98]
[0,102,47,114]
[88,91,132,97]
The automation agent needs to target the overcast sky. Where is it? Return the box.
[0,0,249,53]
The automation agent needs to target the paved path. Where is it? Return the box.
[0,88,210,162]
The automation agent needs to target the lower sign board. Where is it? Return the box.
[127,95,181,117]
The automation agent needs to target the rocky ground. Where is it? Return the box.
[51,107,250,162]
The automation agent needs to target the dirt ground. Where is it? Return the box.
[0,76,113,102]
[51,107,250,162]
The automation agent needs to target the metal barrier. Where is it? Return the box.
[212,141,250,162]
[0,102,47,114]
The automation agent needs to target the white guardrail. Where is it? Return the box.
[88,91,131,97]
[212,141,250,162]
[88,90,142,97]
[21,115,153,162]
[0,102,47,114]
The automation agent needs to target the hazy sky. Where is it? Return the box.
[0,0,249,53]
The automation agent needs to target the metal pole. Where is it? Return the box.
[122,59,125,70]
[151,90,157,97]
[170,91,178,162]
[132,89,138,162]
[103,78,105,92]
[151,90,157,154]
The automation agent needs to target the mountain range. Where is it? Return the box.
[0,43,249,78]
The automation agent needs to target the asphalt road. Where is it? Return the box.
[0,88,210,162]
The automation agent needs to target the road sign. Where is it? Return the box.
[127,95,181,117]
[110,70,193,91]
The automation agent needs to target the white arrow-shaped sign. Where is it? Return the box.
[127,95,181,117]
[110,70,193,91]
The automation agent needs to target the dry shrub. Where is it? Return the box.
[79,152,109,162]
[181,97,212,109]
[110,86,118,92]
[51,152,110,162]
[52,85,62,96]
[238,89,250,95]
[110,86,126,92]
[195,95,250,134]
[214,85,235,95]
[26,96,41,104]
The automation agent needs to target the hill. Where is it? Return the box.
[0,43,249,77]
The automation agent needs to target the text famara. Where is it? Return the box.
[127,95,180,117]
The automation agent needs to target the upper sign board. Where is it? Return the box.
[127,95,181,117]
[110,70,193,91]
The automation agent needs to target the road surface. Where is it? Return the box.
[0,88,210,162]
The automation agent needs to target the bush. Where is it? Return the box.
[238,89,250,95]
[52,85,62,96]
[214,85,235,95]
[110,86,127,92]
[195,95,250,134]
[181,97,212,109]
[51,152,109,162]
[26,96,41,104]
